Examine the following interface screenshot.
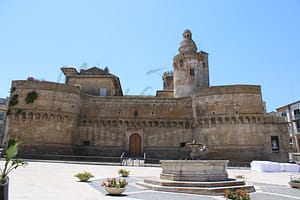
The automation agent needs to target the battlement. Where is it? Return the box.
[263,115,286,124]
[12,80,80,94]
[194,85,261,97]
[192,85,264,116]
[163,71,174,77]
[81,93,186,104]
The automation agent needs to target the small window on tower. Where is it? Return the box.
[180,60,184,66]
[190,69,195,76]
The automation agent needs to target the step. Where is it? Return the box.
[144,177,246,188]
[136,179,255,195]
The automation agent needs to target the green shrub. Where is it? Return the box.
[9,94,19,107]
[290,176,300,183]
[74,171,94,182]
[25,91,38,104]
[118,169,130,177]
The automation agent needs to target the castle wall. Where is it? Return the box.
[192,85,288,162]
[74,95,193,159]
[7,80,80,155]
[192,85,264,116]
[262,115,290,162]
[6,80,288,163]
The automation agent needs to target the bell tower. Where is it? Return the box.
[173,30,209,98]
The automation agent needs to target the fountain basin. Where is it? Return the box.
[160,160,228,181]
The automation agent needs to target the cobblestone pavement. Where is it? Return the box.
[90,178,215,200]
[89,177,300,200]
[251,182,300,200]
[5,161,300,200]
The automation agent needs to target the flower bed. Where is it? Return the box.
[289,175,300,189]
[224,189,250,200]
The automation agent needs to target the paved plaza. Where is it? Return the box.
[5,160,300,200]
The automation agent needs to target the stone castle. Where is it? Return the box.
[6,30,288,163]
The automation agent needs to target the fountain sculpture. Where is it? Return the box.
[185,139,206,160]
[137,140,255,195]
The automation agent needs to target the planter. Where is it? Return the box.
[74,172,94,182]
[78,177,90,182]
[104,187,126,195]
[0,179,9,200]
[289,181,300,189]
[120,173,129,177]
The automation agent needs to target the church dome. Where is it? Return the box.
[178,29,197,54]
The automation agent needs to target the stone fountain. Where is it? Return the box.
[137,140,255,195]
[185,139,206,160]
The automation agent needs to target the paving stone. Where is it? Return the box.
[6,161,300,200]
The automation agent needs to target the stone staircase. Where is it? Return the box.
[136,177,255,195]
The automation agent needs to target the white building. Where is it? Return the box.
[276,100,300,153]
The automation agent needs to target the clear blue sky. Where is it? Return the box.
[0,0,299,112]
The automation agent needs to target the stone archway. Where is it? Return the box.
[129,133,142,156]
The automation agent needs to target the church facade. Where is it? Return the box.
[6,30,289,163]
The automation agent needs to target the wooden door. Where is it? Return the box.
[129,133,142,156]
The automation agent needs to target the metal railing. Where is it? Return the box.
[120,152,146,166]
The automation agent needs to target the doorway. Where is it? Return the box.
[129,133,142,156]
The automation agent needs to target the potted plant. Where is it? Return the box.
[101,177,128,195]
[118,169,130,177]
[74,171,94,182]
[289,175,300,189]
[0,138,27,200]
[224,189,251,200]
